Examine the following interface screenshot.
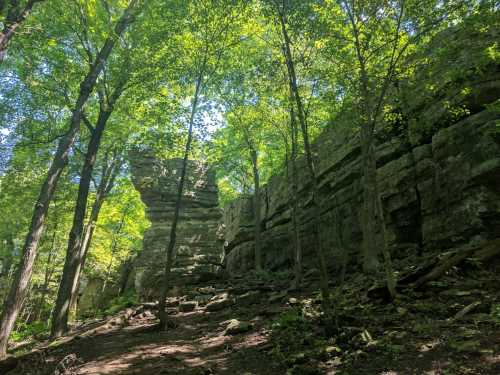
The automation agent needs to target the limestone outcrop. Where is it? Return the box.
[130,153,222,297]
[223,109,500,275]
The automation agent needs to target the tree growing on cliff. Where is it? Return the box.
[318,0,475,299]
[269,0,332,305]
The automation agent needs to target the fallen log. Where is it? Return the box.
[367,239,500,299]
[449,301,482,322]
[409,244,481,289]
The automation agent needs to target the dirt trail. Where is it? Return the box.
[7,281,286,375]
[5,264,500,375]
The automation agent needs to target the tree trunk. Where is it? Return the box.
[68,159,119,317]
[0,0,45,62]
[51,84,125,338]
[289,99,302,289]
[0,1,140,357]
[362,134,396,298]
[343,0,396,299]
[360,131,381,273]
[250,148,262,271]
[278,8,330,306]
[34,211,59,322]
[158,74,202,331]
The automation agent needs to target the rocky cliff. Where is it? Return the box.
[223,20,500,276]
[223,108,500,275]
[130,153,222,297]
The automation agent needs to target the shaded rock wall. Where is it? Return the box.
[224,107,500,275]
[130,153,222,297]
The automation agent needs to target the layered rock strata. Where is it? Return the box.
[130,153,222,297]
[223,109,500,275]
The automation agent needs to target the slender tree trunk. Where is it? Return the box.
[68,160,119,316]
[359,104,396,299]
[289,99,302,289]
[100,204,129,297]
[0,0,45,62]
[250,148,262,271]
[34,212,59,321]
[0,235,14,279]
[360,129,381,272]
[51,84,126,338]
[0,1,140,356]
[278,8,330,305]
[158,75,202,330]
[343,1,397,299]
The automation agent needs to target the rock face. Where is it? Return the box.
[223,24,500,275]
[130,153,223,298]
[223,109,500,275]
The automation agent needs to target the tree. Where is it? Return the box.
[0,0,141,357]
[287,91,303,288]
[157,0,248,330]
[51,74,129,337]
[331,0,474,299]
[68,152,120,318]
[272,0,331,306]
[0,0,45,62]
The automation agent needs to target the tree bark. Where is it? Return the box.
[0,0,45,62]
[248,143,262,271]
[278,6,330,306]
[158,73,202,330]
[51,83,126,338]
[34,208,59,322]
[288,97,302,288]
[68,158,119,317]
[0,0,140,357]
[343,1,397,299]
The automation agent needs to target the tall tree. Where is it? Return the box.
[157,0,247,330]
[0,0,141,357]
[68,153,120,317]
[51,75,129,337]
[273,0,331,306]
[334,0,471,298]
[287,92,303,288]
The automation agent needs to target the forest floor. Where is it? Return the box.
[3,256,500,375]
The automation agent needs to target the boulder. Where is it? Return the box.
[225,319,252,335]
[206,293,234,312]
[235,291,261,306]
[179,301,197,312]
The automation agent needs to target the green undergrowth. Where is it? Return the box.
[11,321,48,343]
[268,261,500,374]
[102,293,138,317]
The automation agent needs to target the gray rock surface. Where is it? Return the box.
[130,154,223,298]
[223,107,500,275]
